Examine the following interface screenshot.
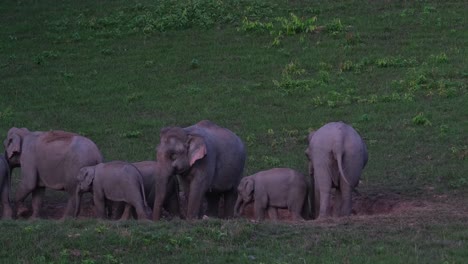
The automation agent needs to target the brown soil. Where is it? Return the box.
[10,191,456,221]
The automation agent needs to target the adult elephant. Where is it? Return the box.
[153,120,246,220]
[3,127,103,219]
[305,121,368,219]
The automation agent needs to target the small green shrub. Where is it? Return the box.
[412,112,432,126]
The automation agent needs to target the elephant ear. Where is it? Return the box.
[83,168,96,188]
[245,177,254,196]
[187,135,207,166]
[6,133,21,160]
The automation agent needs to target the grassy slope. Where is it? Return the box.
[0,0,467,263]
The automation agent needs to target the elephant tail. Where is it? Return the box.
[336,152,352,187]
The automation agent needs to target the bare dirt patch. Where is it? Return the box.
[9,191,456,221]
[239,192,431,220]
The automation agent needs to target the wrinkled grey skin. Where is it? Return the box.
[3,127,103,219]
[234,168,309,221]
[154,120,246,220]
[0,154,13,219]
[305,122,368,218]
[74,161,151,220]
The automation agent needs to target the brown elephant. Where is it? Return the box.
[3,127,103,219]
[234,168,310,221]
[0,154,13,219]
[305,121,368,218]
[74,161,151,220]
[153,120,246,220]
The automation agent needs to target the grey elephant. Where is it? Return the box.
[305,121,368,218]
[3,127,103,218]
[74,161,151,220]
[0,154,13,219]
[234,168,310,221]
[153,120,246,220]
[115,161,182,220]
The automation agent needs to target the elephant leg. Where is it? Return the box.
[267,207,278,220]
[223,189,238,219]
[178,177,190,219]
[30,187,45,219]
[332,189,342,217]
[0,177,13,219]
[62,190,78,219]
[339,152,364,217]
[15,168,38,217]
[187,183,205,220]
[340,184,353,217]
[205,192,220,218]
[254,200,267,221]
[119,204,132,220]
[93,193,106,219]
[314,166,332,219]
[133,201,150,220]
[288,191,306,221]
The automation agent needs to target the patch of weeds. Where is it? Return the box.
[450,145,468,160]
[239,17,273,32]
[412,112,432,126]
[33,50,60,65]
[0,106,14,121]
[359,114,370,122]
[190,58,200,69]
[273,61,317,95]
[94,224,108,233]
[276,13,317,35]
[103,254,119,264]
[120,130,142,138]
[400,9,415,17]
[61,71,74,79]
[245,133,256,147]
[438,124,449,137]
[262,155,281,167]
[100,48,113,55]
[325,18,344,36]
[344,32,362,47]
[144,60,154,68]
[185,85,203,94]
[340,60,354,72]
[423,5,437,15]
[125,93,143,103]
[375,56,417,68]
[429,52,448,64]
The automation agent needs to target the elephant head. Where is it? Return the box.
[74,166,96,217]
[156,127,207,175]
[152,126,207,220]
[3,127,30,167]
[234,176,254,216]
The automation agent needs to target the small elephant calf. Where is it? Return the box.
[234,168,309,221]
[74,161,151,220]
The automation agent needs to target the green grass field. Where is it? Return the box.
[0,0,467,263]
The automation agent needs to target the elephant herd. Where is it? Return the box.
[0,120,368,222]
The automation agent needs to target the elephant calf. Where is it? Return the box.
[74,161,151,220]
[115,161,182,220]
[234,168,309,221]
[0,154,13,219]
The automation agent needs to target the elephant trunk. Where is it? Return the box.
[74,187,82,218]
[152,162,173,221]
[234,196,244,217]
